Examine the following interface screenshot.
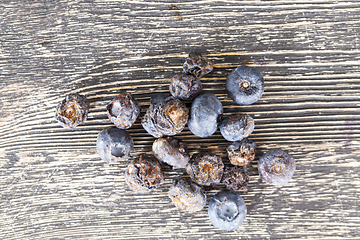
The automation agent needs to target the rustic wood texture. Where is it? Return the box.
[1,0,360,239]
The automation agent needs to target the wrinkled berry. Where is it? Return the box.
[227,138,256,166]
[188,93,223,138]
[125,154,164,193]
[183,51,213,78]
[258,149,296,186]
[220,114,254,142]
[142,95,189,138]
[96,127,133,163]
[152,137,190,169]
[168,179,206,213]
[226,66,264,105]
[55,93,90,129]
[208,191,247,231]
[222,166,249,192]
[169,74,202,101]
[186,152,224,186]
[106,93,140,129]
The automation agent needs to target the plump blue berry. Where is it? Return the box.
[96,127,133,163]
[226,66,264,105]
[183,51,213,78]
[227,138,256,166]
[208,191,247,231]
[258,149,296,186]
[170,74,202,101]
[220,114,254,142]
[168,179,206,213]
[188,93,223,138]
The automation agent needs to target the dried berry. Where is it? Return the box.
[152,137,190,169]
[55,93,90,129]
[183,51,213,78]
[208,191,247,231]
[220,114,254,142]
[186,152,224,186]
[258,149,296,186]
[125,155,164,193]
[188,93,223,138]
[96,127,133,163]
[168,179,206,213]
[106,93,140,129]
[142,95,189,138]
[227,138,256,166]
[222,166,249,192]
[226,65,264,105]
[169,74,202,101]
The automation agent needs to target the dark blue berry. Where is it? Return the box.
[226,66,264,105]
[220,114,254,142]
[208,191,247,231]
[222,166,249,192]
[258,149,296,186]
[107,93,140,129]
[227,138,256,166]
[169,74,202,101]
[183,51,213,78]
[96,127,133,163]
[188,93,223,138]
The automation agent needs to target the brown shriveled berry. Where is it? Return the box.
[220,114,255,142]
[169,74,202,101]
[183,51,213,78]
[152,137,190,169]
[186,152,224,186]
[125,155,164,194]
[55,93,90,129]
[227,138,256,166]
[168,179,206,213]
[142,96,189,138]
[106,93,140,129]
[222,165,249,192]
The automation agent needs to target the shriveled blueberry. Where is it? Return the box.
[152,137,190,169]
[222,166,249,192]
[183,51,213,78]
[142,95,189,138]
[55,93,90,129]
[258,149,296,186]
[125,154,164,194]
[168,179,206,213]
[226,66,264,105]
[107,93,140,129]
[169,74,202,101]
[188,93,223,138]
[96,127,133,163]
[186,152,224,186]
[208,191,247,231]
[220,114,254,142]
[227,138,256,166]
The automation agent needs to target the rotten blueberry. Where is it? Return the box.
[220,114,254,142]
[107,93,140,129]
[183,51,213,78]
[169,74,202,101]
[227,138,256,166]
[222,166,249,192]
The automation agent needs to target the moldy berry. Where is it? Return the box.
[125,154,164,194]
[107,93,140,129]
[258,149,296,186]
[183,51,213,78]
[55,93,90,129]
[222,166,249,192]
[169,74,202,101]
[227,138,256,166]
[220,114,254,142]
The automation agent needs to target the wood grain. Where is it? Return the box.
[1,0,360,239]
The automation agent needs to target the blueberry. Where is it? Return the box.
[186,152,224,186]
[188,93,223,138]
[55,93,90,129]
[125,154,164,194]
[258,149,296,186]
[220,114,254,142]
[208,191,247,231]
[226,66,264,105]
[106,93,140,129]
[222,166,249,192]
[169,74,202,101]
[227,138,256,166]
[183,51,213,78]
[142,95,189,138]
[96,127,133,163]
[152,137,190,169]
[168,179,206,213]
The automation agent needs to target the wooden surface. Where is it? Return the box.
[1,1,360,239]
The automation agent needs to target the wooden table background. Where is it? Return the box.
[1,1,360,239]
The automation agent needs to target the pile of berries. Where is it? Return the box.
[55,52,296,231]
